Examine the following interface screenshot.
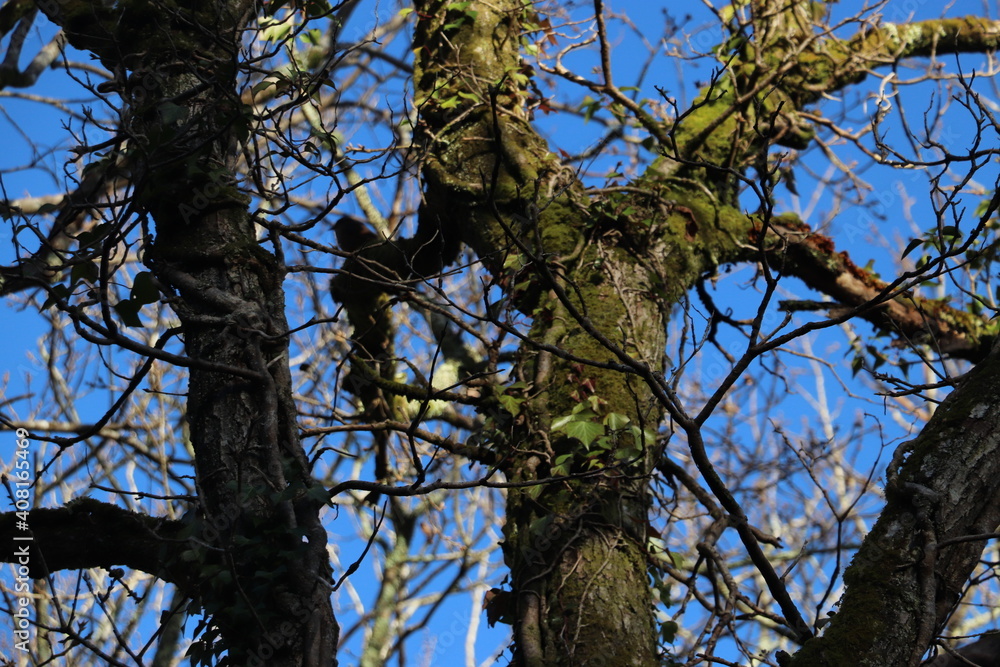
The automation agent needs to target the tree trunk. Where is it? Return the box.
[37,2,339,664]
[411,1,668,663]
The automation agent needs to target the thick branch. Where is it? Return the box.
[0,499,191,584]
[788,340,1000,666]
[756,215,995,361]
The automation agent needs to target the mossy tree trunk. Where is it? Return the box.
[411,1,669,662]
[410,1,1000,665]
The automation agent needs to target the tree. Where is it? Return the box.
[2,0,1000,665]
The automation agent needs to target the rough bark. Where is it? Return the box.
[409,1,666,663]
[0,498,191,583]
[29,2,339,665]
[787,341,1000,666]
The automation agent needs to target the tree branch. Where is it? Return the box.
[788,340,1000,665]
[753,214,995,362]
[0,498,192,585]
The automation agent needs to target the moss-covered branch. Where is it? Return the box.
[788,341,1000,666]
[753,215,997,361]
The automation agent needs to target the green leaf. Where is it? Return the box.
[304,0,331,18]
[302,28,323,46]
[114,300,144,327]
[71,261,99,285]
[262,20,293,43]
[552,408,597,430]
[503,253,527,270]
[158,102,188,125]
[604,412,631,430]
[556,420,605,448]
[850,354,863,378]
[975,195,995,218]
[498,394,524,415]
[614,445,640,460]
[551,414,576,430]
[263,0,291,16]
[901,238,922,259]
[552,454,574,477]
[593,435,614,451]
[580,96,601,122]
[41,283,71,310]
[632,426,658,446]
[130,271,160,305]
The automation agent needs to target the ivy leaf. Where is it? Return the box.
[604,412,631,430]
[552,453,574,477]
[498,394,524,416]
[71,261,99,285]
[552,407,596,429]
[303,0,331,17]
[114,300,144,327]
[850,354,864,378]
[483,588,515,627]
[580,96,602,122]
[940,225,961,240]
[262,20,293,43]
[661,620,679,644]
[130,271,161,305]
[158,102,188,125]
[76,223,111,248]
[302,28,323,45]
[554,419,605,448]
[252,79,276,94]
[41,283,72,310]
[975,196,995,218]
